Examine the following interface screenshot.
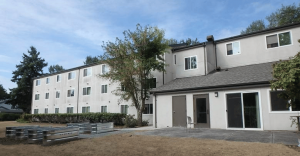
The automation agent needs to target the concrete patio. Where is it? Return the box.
[134,127,300,145]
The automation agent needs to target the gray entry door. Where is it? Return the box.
[194,94,210,128]
[172,96,187,127]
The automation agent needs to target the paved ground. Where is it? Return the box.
[134,127,300,145]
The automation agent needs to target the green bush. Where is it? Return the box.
[124,115,137,128]
[142,120,149,126]
[16,118,30,123]
[24,113,126,125]
[0,113,21,121]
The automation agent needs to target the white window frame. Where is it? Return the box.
[34,109,39,114]
[120,105,129,114]
[68,71,76,80]
[66,106,74,114]
[45,92,49,99]
[143,104,153,114]
[267,89,299,113]
[36,79,41,86]
[83,68,92,77]
[67,89,75,97]
[101,64,108,74]
[265,30,293,49]
[184,56,197,71]
[224,90,263,131]
[46,78,50,84]
[101,105,108,113]
[56,74,61,82]
[56,90,60,99]
[225,41,241,56]
[35,94,40,100]
[83,86,91,96]
[101,84,108,94]
[82,106,90,113]
[55,107,59,114]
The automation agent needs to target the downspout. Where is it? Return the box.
[76,68,80,117]
[154,93,157,128]
[163,71,164,85]
[215,42,217,69]
[203,42,207,75]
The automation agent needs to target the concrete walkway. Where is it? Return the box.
[134,127,300,145]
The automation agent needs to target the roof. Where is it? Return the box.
[152,62,274,93]
[0,100,23,113]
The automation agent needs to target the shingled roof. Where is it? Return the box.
[152,62,274,93]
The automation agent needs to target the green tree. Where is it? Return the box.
[83,56,100,65]
[267,3,300,28]
[241,3,300,34]
[48,64,64,74]
[270,39,300,109]
[168,38,200,46]
[241,20,266,35]
[99,24,169,126]
[6,46,47,113]
[0,84,9,100]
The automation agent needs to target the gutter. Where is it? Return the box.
[151,81,270,95]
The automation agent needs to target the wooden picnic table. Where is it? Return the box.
[290,116,300,131]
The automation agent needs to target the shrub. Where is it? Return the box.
[16,118,30,123]
[142,120,149,126]
[24,113,126,125]
[0,113,21,121]
[124,115,137,128]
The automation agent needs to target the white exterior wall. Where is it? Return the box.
[216,27,300,69]
[31,63,161,125]
[155,87,299,131]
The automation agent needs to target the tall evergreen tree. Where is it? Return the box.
[240,20,266,35]
[48,64,64,74]
[83,56,100,65]
[0,84,9,100]
[6,46,47,113]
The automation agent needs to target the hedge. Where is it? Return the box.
[24,113,126,125]
[0,113,21,121]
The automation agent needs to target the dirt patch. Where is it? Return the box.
[0,121,300,155]
[287,145,300,152]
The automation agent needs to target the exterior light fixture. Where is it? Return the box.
[215,92,218,97]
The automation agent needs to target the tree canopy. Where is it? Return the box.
[83,56,100,65]
[168,38,200,46]
[241,3,300,34]
[99,24,169,126]
[6,46,47,113]
[48,64,64,74]
[270,40,300,108]
[0,84,9,101]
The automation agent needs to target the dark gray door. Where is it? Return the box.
[172,96,187,127]
[193,94,210,128]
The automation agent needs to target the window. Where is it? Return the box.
[101,85,107,93]
[45,108,48,114]
[45,93,49,99]
[82,106,90,113]
[226,41,240,55]
[56,75,61,82]
[174,55,176,64]
[101,106,107,113]
[121,105,128,114]
[68,71,76,80]
[83,68,92,77]
[56,91,60,98]
[266,32,291,48]
[34,109,39,114]
[147,78,156,89]
[67,107,73,113]
[46,78,50,84]
[143,104,153,114]
[270,91,300,111]
[55,108,59,114]
[67,89,75,97]
[102,65,109,74]
[36,80,41,86]
[185,56,197,70]
[121,84,126,91]
[83,87,91,95]
[35,94,39,100]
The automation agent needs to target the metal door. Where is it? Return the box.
[193,94,210,128]
[172,96,187,127]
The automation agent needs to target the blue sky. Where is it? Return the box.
[0,0,298,92]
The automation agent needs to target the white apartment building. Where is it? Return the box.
[32,22,300,130]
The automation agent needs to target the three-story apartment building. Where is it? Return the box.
[32,22,300,130]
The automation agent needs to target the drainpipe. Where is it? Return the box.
[154,93,157,128]
[215,42,217,69]
[204,42,207,75]
[76,68,80,118]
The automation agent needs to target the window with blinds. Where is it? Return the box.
[82,106,90,113]
[226,41,240,55]
[83,87,91,95]
[101,85,108,93]
[121,105,128,114]
[67,107,73,113]
[266,32,291,48]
